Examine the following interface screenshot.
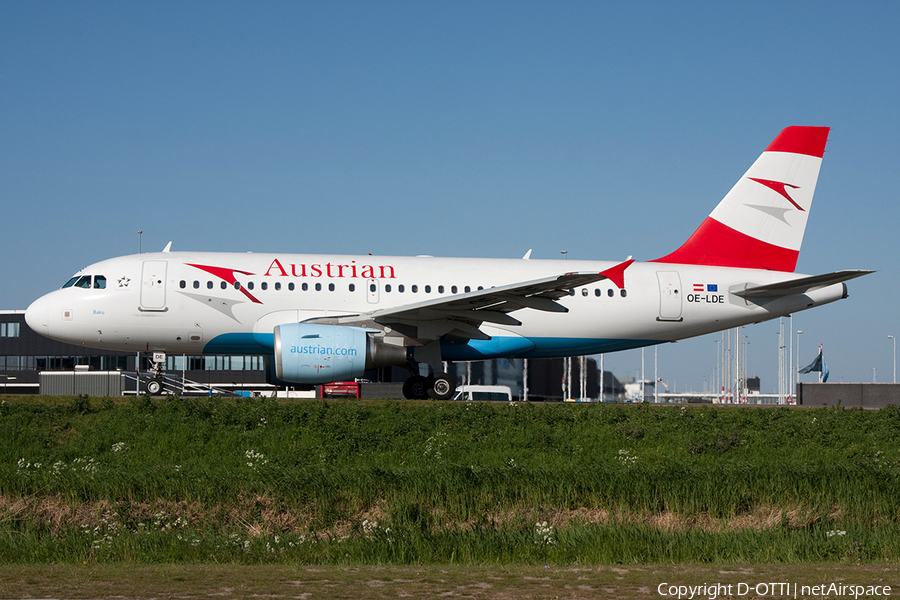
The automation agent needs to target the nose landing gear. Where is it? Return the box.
[144,352,166,395]
[146,378,163,395]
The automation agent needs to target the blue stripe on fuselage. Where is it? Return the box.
[204,332,274,354]
[441,337,663,360]
[204,332,662,359]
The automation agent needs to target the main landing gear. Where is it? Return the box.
[402,372,456,400]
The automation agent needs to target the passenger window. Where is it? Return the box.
[94,276,107,289]
[594,289,601,297]
[289,283,295,291]
[385,284,392,292]
[620,289,627,297]
[62,276,79,288]
[328,283,335,291]
[369,284,376,292]
[261,282,268,291]
[438,285,444,293]
[220,282,227,290]
[234,282,241,289]
[207,281,213,289]
[247,282,254,290]
[75,276,92,289]
[452,286,458,294]
[581,288,588,297]
[179,280,186,289]
[465,286,471,293]
[315,283,322,291]
[412,285,418,293]
[425,285,431,293]
[275,282,281,291]
[193,281,200,289]
[607,289,613,297]
[399,284,405,293]
[302,283,308,291]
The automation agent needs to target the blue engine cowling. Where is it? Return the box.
[274,323,407,384]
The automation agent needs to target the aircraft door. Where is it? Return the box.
[656,271,682,321]
[140,260,168,311]
[367,278,380,304]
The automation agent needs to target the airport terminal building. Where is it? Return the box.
[0,310,269,395]
[0,309,621,399]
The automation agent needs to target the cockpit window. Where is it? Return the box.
[63,275,107,289]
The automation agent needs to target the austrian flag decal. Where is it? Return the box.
[693,283,718,292]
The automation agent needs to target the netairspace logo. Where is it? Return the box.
[657,581,892,599]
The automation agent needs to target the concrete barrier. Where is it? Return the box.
[797,383,900,408]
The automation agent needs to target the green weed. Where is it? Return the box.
[2,397,899,564]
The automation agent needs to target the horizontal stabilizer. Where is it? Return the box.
[731,270,873,299]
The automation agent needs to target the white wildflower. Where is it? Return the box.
[245,449,267,469]
[534,521,555,545]
[617,449,638,465]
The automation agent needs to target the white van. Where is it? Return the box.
[451,385,513,402]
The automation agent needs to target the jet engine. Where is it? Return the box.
[273,323,407,384]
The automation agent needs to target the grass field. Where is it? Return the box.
[2,395,900,566]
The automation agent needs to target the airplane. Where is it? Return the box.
[25,126,871,398]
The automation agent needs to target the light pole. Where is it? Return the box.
[889,335,896,384]
[138,230,143,254]
[714,338,721,402]
[796,330,803,384]
[654,345,658,403]
[560,250,567,260]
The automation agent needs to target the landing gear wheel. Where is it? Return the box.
[427,372,456,400]
[146,378,163,395]
[402,375,429,400]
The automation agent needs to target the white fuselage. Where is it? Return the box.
[24,251,846,361]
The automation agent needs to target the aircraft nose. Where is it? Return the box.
[25,295,49,337]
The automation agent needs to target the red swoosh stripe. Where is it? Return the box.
[186,263,263,304]
[748,178,804,211]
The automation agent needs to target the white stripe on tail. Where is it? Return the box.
[653,126,829,272]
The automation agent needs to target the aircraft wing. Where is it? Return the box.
[731,269,873,299]
[306,259,635,343]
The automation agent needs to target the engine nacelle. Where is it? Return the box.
[273,323,407,384]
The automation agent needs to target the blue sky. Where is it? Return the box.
[2,1,898,391]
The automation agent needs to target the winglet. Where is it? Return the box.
[163,242,173,253]
[600,258,635,289]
